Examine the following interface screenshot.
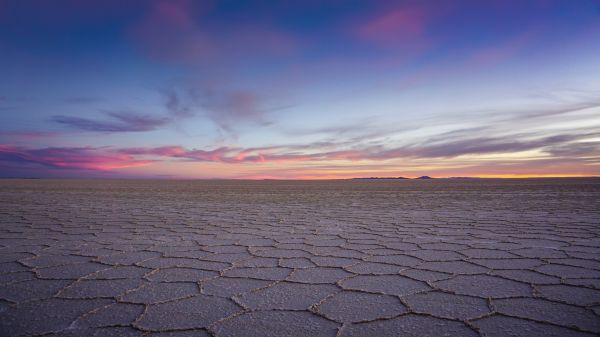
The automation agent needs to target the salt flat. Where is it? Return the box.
[0,178,599,337]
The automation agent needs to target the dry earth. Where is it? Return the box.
[0,178,599,337]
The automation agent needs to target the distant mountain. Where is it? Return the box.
[415,176,433,179]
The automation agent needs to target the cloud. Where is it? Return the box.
[120,146,233,162]
[124,0,298,135]
[52,86,285,135]
[0,145,154,170]
[129,0,296,65]
[367,135,576,160]
[164,90,193,119]
[129,0,215,63]
[467,29,539,67]
[195,90,271,132]
[2,125,597,176]
[52,111,169,132]
[356,6,428,46]
[547,141,600,159]
[54,88,202,133]
[517,100,600,120]
[114,132,594,164]
[166,83,292,133]
[119,145,295,163]
[0,137,596,180]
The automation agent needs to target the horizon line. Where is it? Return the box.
[2,175,599,181]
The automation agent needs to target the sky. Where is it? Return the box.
[0,0,599,179]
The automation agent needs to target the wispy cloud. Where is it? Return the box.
[468,29,538,66]
[193,89,274,132]
[547,141,600,159]
[368,134,586,160]
[52,85,287,135]
[515,100,600,120]
[52,111,169,132]
[1,126,598,177]
[0,145,154,170]
[129,0,296,65]
[356,5,428,47]
[163,90,193,119]
[117,131,599,164]
[120,145,234,162]
[166,83,293,134]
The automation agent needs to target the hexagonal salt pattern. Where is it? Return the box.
[0,178,599,336]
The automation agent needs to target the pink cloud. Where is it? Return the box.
[119,131,592,164]
[118,144,374,164]
[129,0,296,64]
[121,146,187,157]
[129,0,216,63]
[1,129,593,175]
[357,6,427,46]
[469,30,539,65]
[388,28,540,92]
[120,146,236,162]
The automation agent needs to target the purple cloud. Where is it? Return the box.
[164,91,193,119]
[198,90,271,132]
[375,135,579,159]
[52,86,287,134]
[548,141,600,159]
[0,144,154,170]
[129,0,296,65]
[1,130,596,178]
[167,83,293,133]
[52,111,169,132]
[117,133,592,164]
[356,5,428,47]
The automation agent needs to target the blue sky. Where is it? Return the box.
[1,0,599,178]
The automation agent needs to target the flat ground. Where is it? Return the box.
[0,178,599,337]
